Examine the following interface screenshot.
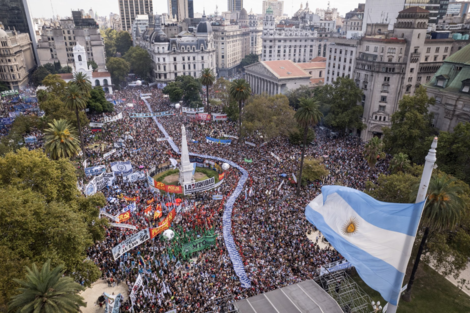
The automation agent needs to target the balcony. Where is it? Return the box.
[355,59,406,74]
[410,52,420,63]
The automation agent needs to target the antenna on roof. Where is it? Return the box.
[50,0,56,20]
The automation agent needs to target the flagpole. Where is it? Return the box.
[386,137,437,313]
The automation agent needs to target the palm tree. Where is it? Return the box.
[201,68,215,114]
[72,72,92,99]
[229,79,251,138]
[44,119,81,160]
[9,260,86,313]
[403,174,466,301]
[64,83,87,156]
[294,98,323,195]
[363,136,385,167]
[389,153,411,174]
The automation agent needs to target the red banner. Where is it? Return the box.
[165,185,183,194]
[118,210,131,223]
[144,205,152,215]
[124,196,137,201]
[196,113,211,121]
[154,210,162,220]
[158,208,176,228]
[218,172,225,181]
[146,198,155,205]
[150,225,166,238]
[155,182,166,191]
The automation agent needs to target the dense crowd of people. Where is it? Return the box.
[1,85,390,312]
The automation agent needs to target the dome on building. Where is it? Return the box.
[197,13,213,34]
[0,28,8,39]
[240,8,248,20]
[266,6,273,15]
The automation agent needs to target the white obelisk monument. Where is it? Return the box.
[179,125,194,186]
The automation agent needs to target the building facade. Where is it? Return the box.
[0,0,38,62]
[0,26,36,90]
[248,10,263,56]
[355,8,470,140]
[325,38,359,84]
[212,22,247,77]
[262,0,284,18]
[228,0,243,12]
[119,0,153,31]
[57,43,113,94]
[426,44,470,131]
[261,7,330,63]
[135,14,216,82]
[245,60,312,95]
[132,15,149,45]
[37,11,106,71]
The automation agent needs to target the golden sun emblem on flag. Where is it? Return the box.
[343,217,359,236]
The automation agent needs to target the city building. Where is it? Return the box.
[0,0,38,62]
[355,7,470,140]
[262,0,284,18]
[109,13,122,31]
[134,14,216,82]
[119,0,153,32]
[404,0,442,24]
[168,0,189,22]
[437,1,470,26]
[228,0,243,12]
[37,11,106,71]
[248,9,263,56]
[132,15,149,45]
[0,24,36,90]
[426,44,470,131]
[361,0,406,32]
[325,38,359,84]
[57,43,113,94]
[244,60,312,95]
[261,6,330,63]
[296,56,326,85]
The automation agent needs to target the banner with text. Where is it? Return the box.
[184,177,215,195]
[112,228,150,260]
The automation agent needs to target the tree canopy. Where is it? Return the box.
[115,31,133,55]
[106,57,130,89]
[316,77,364,133]
[31,66,51,87]
[382,86,436,163]
[240,54,259,68]
[301,157,329,185]
[242,94,296,141]
[286,85,317,110]
[0,149,106,307]
[87,86,114,113]
[162,75,203,106]
[124,46,152,79]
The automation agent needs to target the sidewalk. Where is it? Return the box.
[79,280,129,313]
[429,260,470,297]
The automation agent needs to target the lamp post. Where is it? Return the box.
[372,301,383,313]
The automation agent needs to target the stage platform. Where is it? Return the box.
[234,280,343,313]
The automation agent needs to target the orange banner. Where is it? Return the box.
[124,196,137,201]
[154,210,162,220]
[146,198,155,205]
[165,185,183,194]
[218,172,225,181]
[144,205,152,214]
[150,225,167,238]
[158,208,176,228]
[155,182,166,191]
[118,210,131,223]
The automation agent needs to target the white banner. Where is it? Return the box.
[223,134,239,139]
[270,152,281,162]
[156,138,166,141]
[183,177,215,195]
[89,122,104,128]
[123,171,146,183]
[103,112,123,123]
[109,223,137,230]
[103,172,115,186]
[111,161,133,175]
[245,141,256,147]
[112,228,150,260]
[101,212,119,222]
[130,274,143,306]
[212,113,228,121]
[182,107,204,113]
[103,149,116,159]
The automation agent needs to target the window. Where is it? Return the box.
[426,47,431,53]
[95,79,100,86]
[410,68,414,73]
[406,85,412,92]
[434,55,438,61]
[78,55,82,61]
[366,46,369,51]
[417,76,422,82]
[435,96,442,103]
[426,76,431,82]
[374,46,378,52]
[444,47,449,53]
[425,56,429,61]
[384,77,390,82]
[378,105,386,112]
[443,55,447,60]
[380,96,387,102]
[435,47,440,53]
[174,57,176,61]
[408,77,413,82]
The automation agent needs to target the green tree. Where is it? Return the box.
[44,119,81,160]
[213,77,231,107]
[58,66,72,73]
[240,54,259,68]
[115,31,132,55]
[242,94,296,141]
[404,174,468,301]
[42,74,67,97]
[286,85,317,110]
[319,77,364,133]
[87,86,114,113]
[301,157,329,185]
[289,125,315,145]
[31,66,51,86]
[123,46,152,79]
[102,29,117,58]
[9,260,86,313]
[389,153,411,174]
[363,137,385,167]
[42,63,57,74]
[73,72,92,99]
[106,57,130,89]
[430,122,470,185]
[200,68,215,113]
[162,82,183,103]
[64,84,87,156]
[222,98,239,122]
[229,79,251,138]
[87,60,98,71]
[294,98,323,195]
[382,86,436,163]
[176,75,202,105]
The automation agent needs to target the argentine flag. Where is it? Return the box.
[305,186,425,305]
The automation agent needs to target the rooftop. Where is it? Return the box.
[400,7,429,14]
[262,60,311,79]
[297,62,326,70]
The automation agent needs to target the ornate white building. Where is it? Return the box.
[261,6,330,63]
[134,14,216,82]
[57,43,113,94]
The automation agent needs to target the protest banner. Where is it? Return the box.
[196,113,211,121]
[109,223,137,230]
[181,107,204,113]
[129,111,173,118]
[111,161,133,175]
[245,141,256,147]
[182,232,217,258]
[129,275,143,306]
[183,177,215,195]
[118,210,131,223]
[112,228,150,259]
[85,165,106,176]
[103,112,123,123]
[205,136,231,144]
[103,149,116,159]
[212,113,228,121]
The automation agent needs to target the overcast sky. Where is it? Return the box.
[29,0,359,19]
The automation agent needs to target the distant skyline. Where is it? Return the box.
[29,0,359,19]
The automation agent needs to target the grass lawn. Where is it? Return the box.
[351,264,470,313]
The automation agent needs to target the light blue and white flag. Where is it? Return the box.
[111,161,133,175]
[305,186,425,305]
